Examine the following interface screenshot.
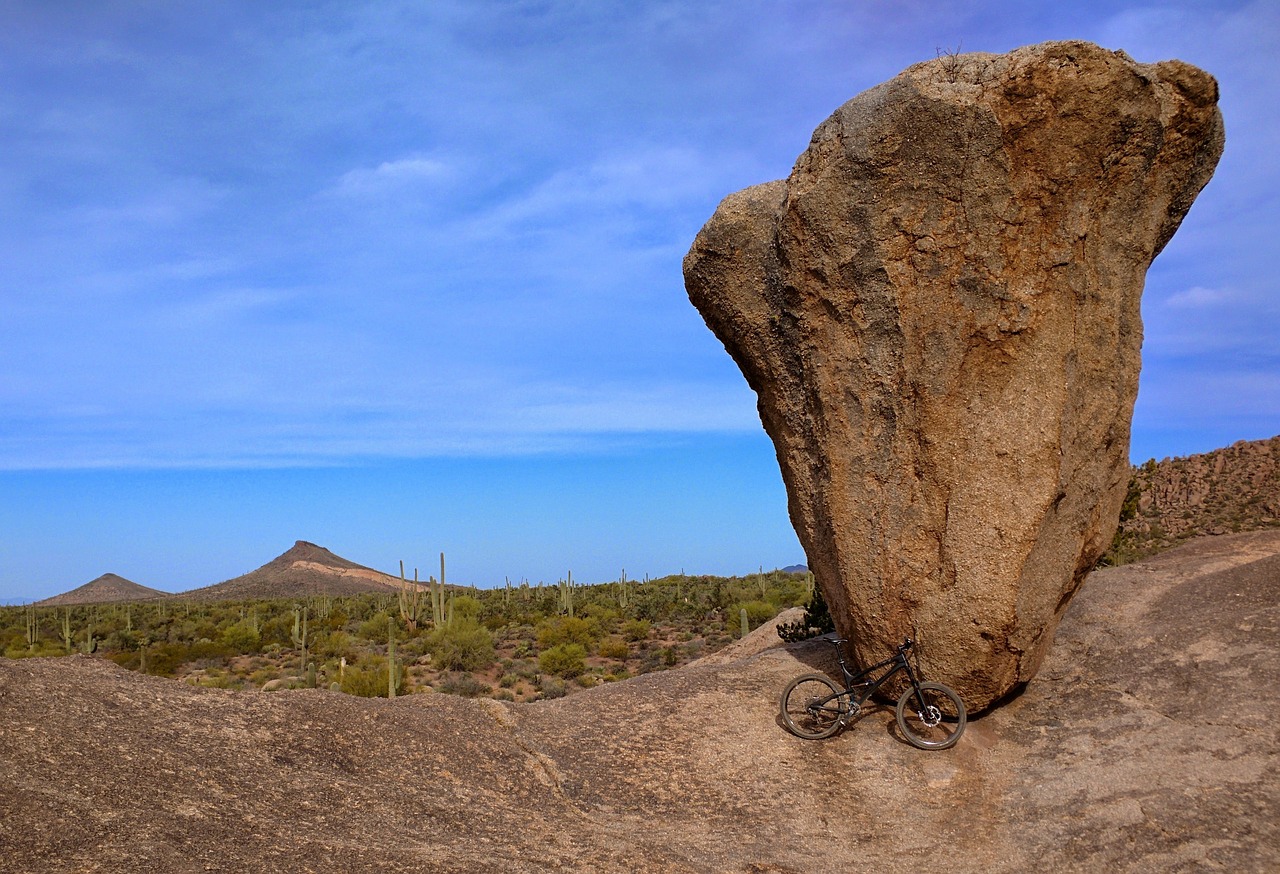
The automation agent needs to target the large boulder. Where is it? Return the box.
[683,41,1224,711]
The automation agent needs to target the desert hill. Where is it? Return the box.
[2,528,1276,872]
[176,540,406,601]
[34,573,168,607]
[1111,433,1280,562]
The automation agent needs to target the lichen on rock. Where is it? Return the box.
[683,41,1224,711]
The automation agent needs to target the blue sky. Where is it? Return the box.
[2,1,1276,601]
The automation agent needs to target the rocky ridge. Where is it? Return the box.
[1111,434,1280,561]
[2,529,1276,872]
[173,540,405,601]
[33,573,169,606]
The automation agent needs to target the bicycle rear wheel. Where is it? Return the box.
[780,673,845,739]
[895,682,966,750]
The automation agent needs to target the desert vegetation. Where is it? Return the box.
[1101,434,1280,566]
[0,568,815,702]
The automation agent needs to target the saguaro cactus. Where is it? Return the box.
[292,605,309,676]
[398,560,423,631]
[387,617,399,700]
[559,571,576,617]
[614,570,631,612]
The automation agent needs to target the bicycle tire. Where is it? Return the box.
[780,673,845,739]
[895,681,966,750]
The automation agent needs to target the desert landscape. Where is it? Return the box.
[2,524,1277,872]
[3,26,1276,873]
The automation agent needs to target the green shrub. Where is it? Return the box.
[434,671,490,698]
[535,616,598,650]
[621,619,651,642]
[340,655,403,698]
[736,600,776,630]
[597,637,630,660]
[776,585,835,642]
[580,603,620,631]
[450,595,484,622]
[538,676,567,699]
[356,615,394,642]
[538,643,586,678]
[221,620,260,654]
[425,619,495,672]
[312,630,355,660]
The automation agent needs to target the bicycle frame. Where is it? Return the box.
[781,635,967,747]
[820,638,926,716]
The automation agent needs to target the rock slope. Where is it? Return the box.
[34,573,169,606]
[1113,434,1280,560]
[684,41,1225,710]
[2,530,1276,872]
[178,540,403,601]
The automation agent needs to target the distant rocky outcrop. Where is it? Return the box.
[178,541,402,601]
[684,41,1224,711]
[1,530,1277,872]
[34,573,169,606]
[1108,434,1280,562]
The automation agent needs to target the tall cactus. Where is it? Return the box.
[614,570,631,611]
[61,609,73,653]
[25,604,38,649]
[559,571,575,617]
[292,605,309,676]
[387,616,398,699]
[429,552,454,629]
[398,560,422,631]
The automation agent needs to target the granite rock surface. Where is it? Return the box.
[683,41,1224,710]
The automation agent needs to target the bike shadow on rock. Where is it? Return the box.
[772,633,903,738]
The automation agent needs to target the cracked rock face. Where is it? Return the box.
[683,41,1223,711]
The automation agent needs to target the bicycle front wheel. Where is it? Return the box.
[780,673,845,739]
[895,682,966,749]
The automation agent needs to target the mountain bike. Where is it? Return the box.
[779,637,966,749]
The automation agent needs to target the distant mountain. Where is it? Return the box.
[178,541,404,601]
[780,564,809,575]
[36,573,169,607]
[1108,434,1280,563]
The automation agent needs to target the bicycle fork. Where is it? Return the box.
[901,661,942,726]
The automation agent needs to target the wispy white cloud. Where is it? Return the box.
[0,376,762,470]
[332,156,453,197]
[149,287,301,329]
[1162,286,1238,309]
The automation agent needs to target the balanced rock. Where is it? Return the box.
[683,41,1223,711]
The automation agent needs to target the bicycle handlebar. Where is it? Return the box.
[829,636,914,652]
